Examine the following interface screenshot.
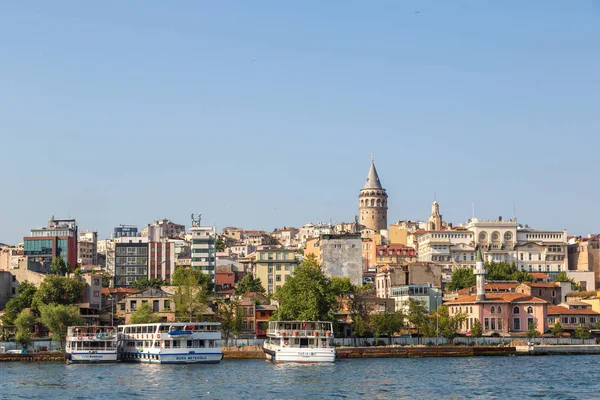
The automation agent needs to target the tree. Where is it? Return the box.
[31,275,86,314]
[235,274,266,295]
[447,268,476,291]
[554,271,582,291]
[215,238,226,252]
[436,305,467,341]
[487,261,534,283]
[526,320,541,340]
[14,310,37,348]
[371,310,404,344]
[171,266,214,291]
[50,256,70,276]
[215,298,244,344]
[132,277,165,290]
[1,281,37,326]
[39,304,84,348]
[274,254,338,322]
[551,321,564,338]
[129,302,163,324]
[173,268,210,322]
[574,324,591,340]
[407,299,432,336]
[335,280,375,339]
[470,319,483,337]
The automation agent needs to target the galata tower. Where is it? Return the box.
[359,156,388,232]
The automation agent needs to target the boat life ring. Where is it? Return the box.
[189,325,195,331]
[88,335,93,340]
[284,341,289,346]
[78,335,82,341]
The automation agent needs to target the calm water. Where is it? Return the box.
[2,356,600,399]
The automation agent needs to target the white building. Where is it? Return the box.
[190,225,217,281]
[78,231,98,265]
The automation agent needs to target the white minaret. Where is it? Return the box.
[475,246,486,302]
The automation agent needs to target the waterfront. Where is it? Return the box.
[3,356,600,399]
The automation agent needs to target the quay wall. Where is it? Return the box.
[0,352,65,362]
[516,345,600,355]
[336,346,515,359]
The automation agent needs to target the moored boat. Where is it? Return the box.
[263,321,336,363]
[118,322,222,364]
[65,326,118,364]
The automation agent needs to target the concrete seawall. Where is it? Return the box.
[0,352,65,362]
[336,346,515,358]
[516,345,600,355]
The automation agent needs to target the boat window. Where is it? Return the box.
[173,340,180,348]
[164,341,170,348]
[199,340,205,348]
[294,338,299,345]
[187,340,193,348]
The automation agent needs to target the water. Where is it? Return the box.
[2,356,600,399]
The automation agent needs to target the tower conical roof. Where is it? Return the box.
[363,161,383,190]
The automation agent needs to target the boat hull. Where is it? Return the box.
[66,352,119,364]
[263,346,336,363]
[120,351,223,364]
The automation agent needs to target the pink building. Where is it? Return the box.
[447,293,548,336]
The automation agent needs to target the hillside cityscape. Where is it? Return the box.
[1,158,599,346]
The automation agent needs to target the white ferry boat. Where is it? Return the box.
[65,326,118,363]
[263,321,336,363]
[118,322,222,364]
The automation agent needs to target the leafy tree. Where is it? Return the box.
[215,238,226,252]
[129,302,163,324]
[486,261,534,283]
[215,298,244,343]
[574,324,591,340]
[551,321,564,338]
[173,268,210,322]
[102,276,112,288]
[1,281,37,326]
[554,271,582,291]
[132,277,165,290]
[511,271,535,283]
[335,280,375,339]
[50,256,70,276]
[172,266,214,291]
[39,304,84,348]
[14,310,37,348]
[371,310,404,344]
[31,275,86,313]
[235,274,266,295]
[273,254,338,322]
[526,320,541,340]
[407,299,433,336]
[447,268,476,291]
[436,305,467,341]
[470,319,483,337]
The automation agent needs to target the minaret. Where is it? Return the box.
[474,246,486,301]
[358,155,388,232]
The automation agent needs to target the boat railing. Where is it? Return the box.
[267,329,333,338]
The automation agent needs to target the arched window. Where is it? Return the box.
[376,199,381,207]
[370,199,375,207]
[527,306,533,314]
[490,306,495,314]
[497,306,502,313]
[470,306,473,313]
[513,307,520,314]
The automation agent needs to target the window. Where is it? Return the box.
[276,275,281,282]
[527,306,533,314]
[513,307,520,314]
[579,317,586,324]
[591,317,597,324]
[484,318,489,330]
[562,317,568,324]
[513,318,521,331]
[497,318,503,331]
[164,300,170,309]
[491,318,496,330]
[490,306,495,314]
[130,300,137,310]
[497,306,502,313]
[549,317,556,324]
[527,318,534,330]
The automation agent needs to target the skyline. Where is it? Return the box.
[1,2,599,243]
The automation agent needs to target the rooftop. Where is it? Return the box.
[447,293,547,304]
[548,305,600,315]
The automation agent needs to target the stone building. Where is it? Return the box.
[358,157,387,233]
[318,234,363,287]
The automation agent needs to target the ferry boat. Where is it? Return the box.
[65,326,118,363]
[263,321,336,363]
[118,322,222,364]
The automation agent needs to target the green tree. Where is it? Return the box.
[235,274,266,295]
[173,268,210,322]
[551,321,564,338]
[371,310,404,344]
[129,302,163,324]
[470,319,483,337]
[487,261,534,282]
[554,271,582,291]
[1,281,37,326]
[215,238,226,252]
[447,268,476,291]
[335,280,375,339]
[39,304,84,348]
[171,266,214,291]
[132,277,165,290]
[31,275,86,313]
[574,324,591,340]
[50,256,70,276]
[215,298,244,344]
[14,309,37,348]
[526,320,541,340]
[274,254,338,322]
[407,299,432,336]
[437,305,467,341]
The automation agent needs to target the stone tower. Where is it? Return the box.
[359,156,388,232]
[428,201,442,231]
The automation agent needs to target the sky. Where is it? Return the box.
[1,1,599,244]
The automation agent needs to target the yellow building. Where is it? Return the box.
[388,225,408,245]
[361,233,383,270]
[254,248,299,295]
[304,237,321,260]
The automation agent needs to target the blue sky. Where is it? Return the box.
[1,1,599,244]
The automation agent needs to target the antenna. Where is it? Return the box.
[434,192,437,202]
[371,152,374,163]
[472,202,475,219]
[513,202,517,221]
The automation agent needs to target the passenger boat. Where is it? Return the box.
[65,326,118,364]
[262,321,336,363]
[118,322,222,364]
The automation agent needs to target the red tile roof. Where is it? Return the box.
[102,288,140,295]
[447,293,547,304]
[548,305,599,315]
[523,282,557,288]
[530,273,550,279]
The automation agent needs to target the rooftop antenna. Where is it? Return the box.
[371,152,374,163]
[472,201,475,219]
[513,202,517,222]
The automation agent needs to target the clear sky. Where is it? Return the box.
[1,1,599,244]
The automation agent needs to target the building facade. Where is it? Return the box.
[190,225,217,281]
[77,230,98,265]
[114,236,148,287]
[254,248,298,295]
[318,234,363,286]
[23,217,78,271]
